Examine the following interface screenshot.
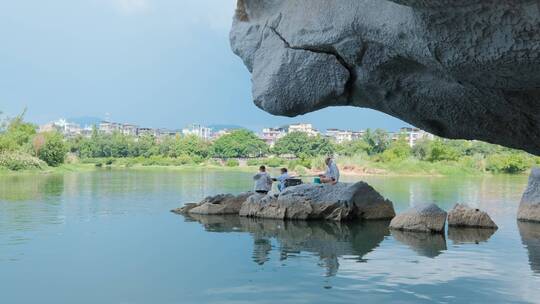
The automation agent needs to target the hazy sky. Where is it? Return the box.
[0,0,408,131]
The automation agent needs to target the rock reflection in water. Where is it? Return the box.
[185,214,390,276]
[391,230,447,258]
[518,221,540,274]
[448,227,497,245]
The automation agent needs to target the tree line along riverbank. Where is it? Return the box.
[1,112,539,176]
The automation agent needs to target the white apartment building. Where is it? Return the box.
[288,123,320,137]
[398,127,435,147]
[325,129,365,143]
[182,124,212,140]
[261,127,287,146]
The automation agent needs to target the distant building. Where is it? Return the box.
[39,119,82,137]
[137,127,159,137]
[325,129,365,143]
[396,127,435,147]
[122,124,139,136]
[99,121,122,134]
[182,124,212,140]
[211,129,232,140]
[288,123,319,137]
[261,127,287,147]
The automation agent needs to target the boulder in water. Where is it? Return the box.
[239,182,395,221]
[447,204,497,229]
[518,168,540,223]
[171,192,253,215]
[389,203,447,233]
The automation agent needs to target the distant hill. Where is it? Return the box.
[208,124,246,131]
[68,116,102,127]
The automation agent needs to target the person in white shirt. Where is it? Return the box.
[319,157,340,184]
[253,165,273,194]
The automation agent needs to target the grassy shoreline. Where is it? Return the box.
[0,157,533,177]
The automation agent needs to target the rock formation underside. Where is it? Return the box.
[230,0,540,155]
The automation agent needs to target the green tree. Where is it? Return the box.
[211,129,267,158]
[363,128,390,155]
[164,135,210,158]
[335,139,370,156]
[0,110,37,152]
[428,139,460,162]
[412,138,431,160]
[37,132,67,166]
[380,136,411,162]
[273,132,334,157]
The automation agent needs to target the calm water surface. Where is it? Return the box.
[1,169,539,303]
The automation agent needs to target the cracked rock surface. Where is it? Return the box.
[230,0,540,155]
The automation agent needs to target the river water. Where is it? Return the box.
[0,169,538,303]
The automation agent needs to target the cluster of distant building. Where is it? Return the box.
[262,123,434,147]
[39,120,434,147]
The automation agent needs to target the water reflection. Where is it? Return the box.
[185,214,390,277]
[391,230,447,258]
[518,221,540,274]
[448,227,497,244]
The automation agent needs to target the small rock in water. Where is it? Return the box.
[389,203,447,233]
[171,192,253,215]
[448,204,498,229]
[518,168,540,223]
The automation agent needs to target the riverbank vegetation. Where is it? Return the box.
[1,112,538,175]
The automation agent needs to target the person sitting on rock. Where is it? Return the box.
[253,165,273,194]
[319,157,340,184]
[274,167,290,192]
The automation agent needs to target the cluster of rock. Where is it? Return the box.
[389,203,497,233]
[174,182,396,222]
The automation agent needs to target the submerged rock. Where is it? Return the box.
[389,203,447,233]
[391,229,447,258]
[448,227,497,245]
[184,213,390,275]
[518,168,540,223]
[171,192,253,215]
[518,221,540,274]
[447,204,498,229]
[239,182,395,221]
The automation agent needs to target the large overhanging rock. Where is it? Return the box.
[239,182,396,221]
[231,0,540,155]
[518,168,540,222]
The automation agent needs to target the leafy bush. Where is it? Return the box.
[428,140,459,162]
[226,159,240,167]
[247,159,262,166]
[37,132,67,167]
[486,153,531,174]
[0,151,46,171]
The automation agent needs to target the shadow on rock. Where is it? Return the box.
[518,221,540,274]
[184,214,390,276]
[448,227,497,245]
[391,230,447,258]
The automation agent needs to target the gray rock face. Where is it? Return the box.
[231,0,540,155]
[518,168,540,222]
[239,182,395,221]
[171,192,252,215]
[389,203,447,233]
[448,204,498,229]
